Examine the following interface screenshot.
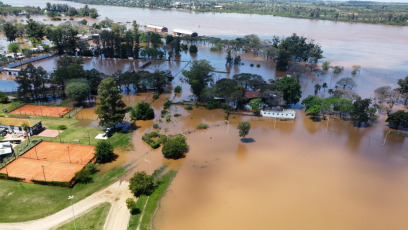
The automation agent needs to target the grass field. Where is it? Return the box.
[128,170,177,230]
[56,202,111,230]
[0,167,123,222]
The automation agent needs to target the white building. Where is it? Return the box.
[261,109,296,119]
[172,28,198,37]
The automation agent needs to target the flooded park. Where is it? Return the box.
[1,0,408,229]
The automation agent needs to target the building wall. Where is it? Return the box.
[261,110,296,119]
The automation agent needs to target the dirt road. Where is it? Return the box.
[0,181,133,230]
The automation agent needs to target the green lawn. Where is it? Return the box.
[128,170,177,230]
[55,202,111,230]
[0,167,123,222]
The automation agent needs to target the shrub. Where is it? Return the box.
[174,85,182,94]
[163,99,171,109]
[162,135,188,159]
[161,110,168,115]
[142,131,166,149]
[95,140,115,163]
[238,121,251,138]
[86,163,98,174]
[153,93,159,100]
[174,114,181,117]
[0,91,9,103]
[166,116,171,122]
[153,123,160,129]
[185,105,193,110]
[206,101,220,110]
[332,66,344,74]
[74,168,92,183]
[250,63,254,67]
[189,44,198,53]
[132,102,155,120]
[181,44,188,51]
[159,134,167,143]
[196,123,209,129]
[126,198,140,215]
[129,171,155,197]
[256,64,261,67]
[57,125,67,130]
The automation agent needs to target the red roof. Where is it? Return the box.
[245,90,261,99]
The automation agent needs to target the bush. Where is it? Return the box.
[250,63,254,67]
[142,131,166,149]
[162,135,188,159]
[126,198,140,215]
[196,123,208,129]
[153,93,159,100]
[166,116,171,122]
[153,124,160,129]
[332,66,344,74]
[206,101,220,110]
[161,110,168,115]
[95,140,115,163]
[256,64,261,67]
[0,91,9,103]
[132,102,155,120]
[185,105,193,110]
[129,171,155,197]
[163,99,171,109]
[174,114,181,117]
[57,125,67,130]
[74,168,92,183]
[174,85,182,94]
[189,44,198,53]
[181,44,188,51]
[86,163,98,174]
[238,121,251,138]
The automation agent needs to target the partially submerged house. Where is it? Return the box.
[0,117,42,136]
[261,109,296,119]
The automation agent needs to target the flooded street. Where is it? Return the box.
[2,0,408,229]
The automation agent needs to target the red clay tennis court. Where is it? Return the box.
[0,142,95,183]
[10,105,72,117]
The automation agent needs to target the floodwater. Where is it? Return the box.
[2,1,408,229]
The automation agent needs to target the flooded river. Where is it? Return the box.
[2,0,408,229]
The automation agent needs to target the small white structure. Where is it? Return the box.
[261,109,296,119]
[0,142,13,162]
[2,68,20,76]
[172,28,198,37]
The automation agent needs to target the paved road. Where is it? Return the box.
[0,181,133,230]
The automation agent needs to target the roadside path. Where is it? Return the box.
[0,181,133,230]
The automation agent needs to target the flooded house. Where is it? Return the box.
[0,117,42,136]
[172,29,198,37]
[146,25,168,34]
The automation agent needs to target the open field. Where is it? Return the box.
[11,105,72,117]
[56,202,111,230]
[0,142,95,182]
[0,167,124,222]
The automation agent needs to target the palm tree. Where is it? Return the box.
[314,83,322,95]
[322,82,328,92]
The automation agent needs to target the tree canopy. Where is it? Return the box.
[162,135,188,159]
[276,76,302,105]
[95,77,127,127]
[237,121,251,139]
[182,60,215,101]
[386,110,408,130]
[129,171,155,197]
[65,80,90,105]
[95,140,115,163]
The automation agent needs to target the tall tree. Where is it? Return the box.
[276,76,302,105]
[95,77,127,127]
[397,76,408,106]
[386,110,408,130]
[25,19,44,42]
[2,22,17,42]
[351,97,372,127]
[182,60,214,101]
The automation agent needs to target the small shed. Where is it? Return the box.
[172,29,198,37]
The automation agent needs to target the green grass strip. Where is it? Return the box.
[55,202,111,230]
[127,195,148,230]
[0,167,124,222]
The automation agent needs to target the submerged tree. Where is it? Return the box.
[237,121,251,139]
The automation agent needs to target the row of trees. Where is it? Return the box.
[182,60,302,107]
[45,3,98,18]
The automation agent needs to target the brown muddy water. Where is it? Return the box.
[3,1,408,228]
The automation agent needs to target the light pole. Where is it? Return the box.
[68,195,77,230]
[144,159,151,175]
[67,146,71,164]
[383,131,391,145]
[42,165,46,181]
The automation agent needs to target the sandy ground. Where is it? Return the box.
[0,180,133,230]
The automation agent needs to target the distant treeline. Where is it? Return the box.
[0,2,41,16]
[0,2,98,18]
[64,0,408,26]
